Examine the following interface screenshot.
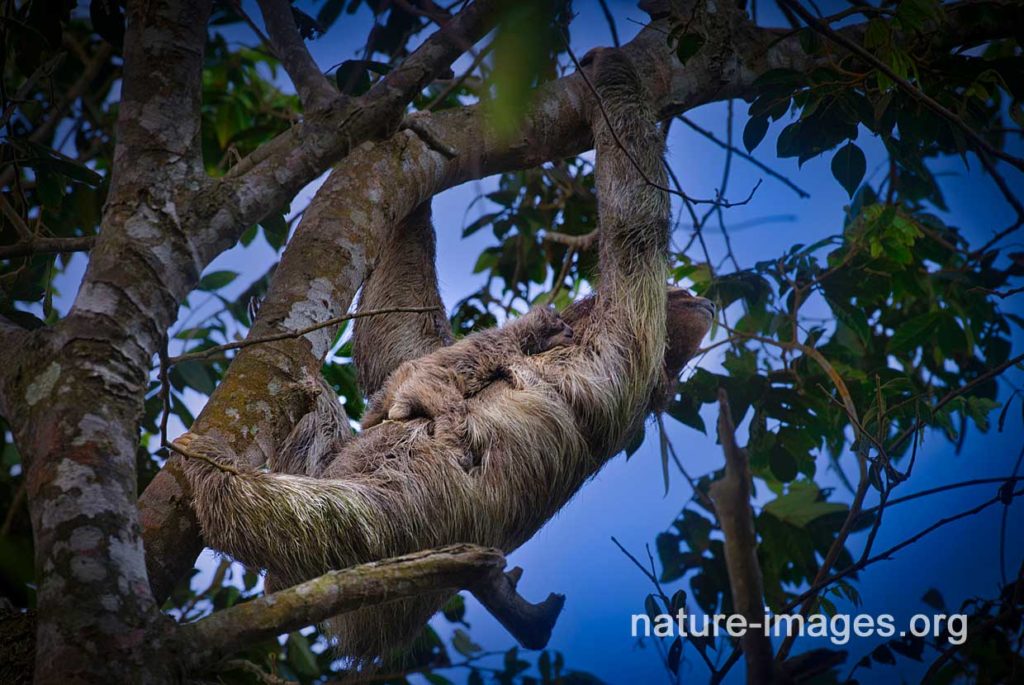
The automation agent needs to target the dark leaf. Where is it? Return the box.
[667,636,683,674]
[831,143,867,197]
[675,33,705,66]
[743,116,769,153]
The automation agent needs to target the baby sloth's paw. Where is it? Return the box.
[387,398,416,421]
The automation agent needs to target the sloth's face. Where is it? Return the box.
[665,287,715,375]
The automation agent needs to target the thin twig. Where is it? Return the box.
[677,115,810,198]
[167,305,442,365]
[425,41,493,111]
[0,235,96,260]
[779,487,1024,615]
[596,0,621,47]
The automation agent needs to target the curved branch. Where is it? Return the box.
[710,390,775,683]
[179,545,506,672]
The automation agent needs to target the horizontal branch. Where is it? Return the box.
[179,545,506,672]
[0,236,96,260]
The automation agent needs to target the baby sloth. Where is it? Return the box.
[360,306,573,434]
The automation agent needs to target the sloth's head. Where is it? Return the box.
[664,287,715,376]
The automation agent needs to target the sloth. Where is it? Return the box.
[360,306,574,433]
[183,48,715,659]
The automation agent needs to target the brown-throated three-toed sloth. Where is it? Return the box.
[183,49,714,659]
[360,305,574,457]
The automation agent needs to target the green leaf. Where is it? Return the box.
[763,482,847,528]
[198,270,238,291]
[175,360,215,395]
[452,628,482,657]
[888,312,941,355]
[743,116,769,153]
[14,140,102,186]
[831,143,866,197]
[769,444,798,482]
[286,632,319,678]
[667,636,683,674]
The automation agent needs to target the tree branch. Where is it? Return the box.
[709,389,776,684]
[180,545,505,671]
[255,0,338,112]
[470,567,566,650]
[192,0,509,266]
[0,236,96,260]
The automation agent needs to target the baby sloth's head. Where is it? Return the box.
[519,307,575,354]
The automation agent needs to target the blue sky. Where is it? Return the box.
[41,1,1024,682]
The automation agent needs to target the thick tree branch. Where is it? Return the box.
[709,389,776,684]
[255,0,338,112]
[179,545,506,671]
[7,0,215,681]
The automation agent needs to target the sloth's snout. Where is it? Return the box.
[684,294,716,319]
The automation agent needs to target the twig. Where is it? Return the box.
[425,41,493,111]
[888,352,1024,455]
[0,236,96,260]
[166,305,442,365]
[546,246,576,305]
[778,487,1024,615]
[596,0,621,47]
[0,194,32,240]
[1000,444,1024,587]
[676,115,810,198]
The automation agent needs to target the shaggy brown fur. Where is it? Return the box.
[360,305,573,434]
[183,49,714,660]
[353,202,453,398]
